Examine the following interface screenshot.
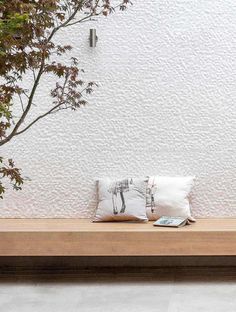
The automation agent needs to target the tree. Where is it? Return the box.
[0,0,131,198]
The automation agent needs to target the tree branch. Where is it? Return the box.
[0,0,125,146]
[14,102,63,137]
[17,92,25,113]
[0,2,85,146]
[0,60,45,146]
[64,0,103,27]
[64,1,128,28]
[14,74,70,136]
[47,1,85,41]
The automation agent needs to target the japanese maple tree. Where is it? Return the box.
[0,0,131,198]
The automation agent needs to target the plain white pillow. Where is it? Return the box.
[146,176,195,221]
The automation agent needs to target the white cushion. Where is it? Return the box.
[146,176,195,221]
[94,177,148,222]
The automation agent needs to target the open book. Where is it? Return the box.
[153,216,192,228]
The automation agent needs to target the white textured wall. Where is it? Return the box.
[1,0,236,217]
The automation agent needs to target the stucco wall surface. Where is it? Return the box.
[1,0,235,217]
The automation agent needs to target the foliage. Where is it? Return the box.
[0,157,23,198]
[0,0,131,198]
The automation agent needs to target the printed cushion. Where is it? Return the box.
[93,177,148,222]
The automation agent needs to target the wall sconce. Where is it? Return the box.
[89,29,98,47]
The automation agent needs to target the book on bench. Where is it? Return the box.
[153,216,189,228]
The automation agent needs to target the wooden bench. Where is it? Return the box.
[0,218,235,256]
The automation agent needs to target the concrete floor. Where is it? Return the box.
[0,268,236,312]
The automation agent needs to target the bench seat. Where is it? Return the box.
[0,218,235,256]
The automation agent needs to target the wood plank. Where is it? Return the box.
[0,218,235,256]
[0,218,236,231]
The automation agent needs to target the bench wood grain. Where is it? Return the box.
[0,218,235,256]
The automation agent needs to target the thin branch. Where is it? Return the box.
[15,74,70,136]
[32,68,36,82]
[47,1,85,41]
[65,0,72,16]
[0,59,45,146]
[65,0,101,27]
[17,93,25,113]
[11,80,25,112]
[51,106,72,114]
[80,84,90,95]
[14,102,63,136]
[22,90,30,99]
[64,14,95,27]
[65,4,125,27]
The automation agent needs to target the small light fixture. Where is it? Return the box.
[89,29,98,47]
